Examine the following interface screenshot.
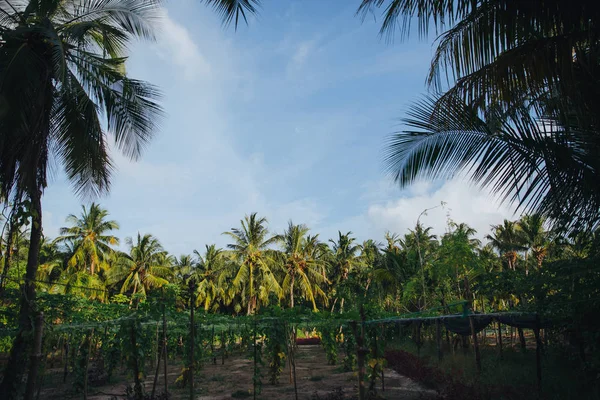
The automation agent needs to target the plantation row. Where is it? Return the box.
[2,203,598,324]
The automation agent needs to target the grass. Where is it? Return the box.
[387,338,599,400]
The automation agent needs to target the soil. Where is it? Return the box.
[37,345,437,400]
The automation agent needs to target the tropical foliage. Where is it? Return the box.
[2,204,598,324]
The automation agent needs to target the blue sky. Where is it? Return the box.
[42,0,516,254]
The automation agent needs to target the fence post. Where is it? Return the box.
[253,317,258,400]
[350,306,368,400]
[436,319,443,362]
[83,328,95,400]
[534,315,543,397]
[62,333,70,383]
[163,298,169,396]
[24,312,44,400]
[469,316,481,373]
[130,323,143,400]
[380,323,385,392]
[151,332,165,399]
[497,321,503,359]
[189,282,195,400]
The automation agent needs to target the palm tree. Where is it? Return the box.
[329,231,362,312]
[486,220,526,271]
[362,0,600,232]
[384,232,403,254]
[359,239,381,294]
[0,1,163,393]
[195,245,226,312]
[111,233,172,300]
[55,203,119,275]
[519,214,549,272]
[278,221,327,310]
[173,254,199,285]
[223,213,281,315]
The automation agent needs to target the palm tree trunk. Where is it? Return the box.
[0,214,17,294]
[290,274,295,309]
[0,188,43,400]
[247,264,254,315]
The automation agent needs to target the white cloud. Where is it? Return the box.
[155,9,211,80]
[365,179,517,240]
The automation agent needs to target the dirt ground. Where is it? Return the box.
[36,345,436,400]
[128,345,435,400]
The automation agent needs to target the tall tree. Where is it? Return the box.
[0,1,163,395]
[223,213,281,315]
[329,231,362,312]
[111,233,172,300]
[486,220,526,271]
[55,203,119,275]
[519,214,549,272]
[195,245,226,312]
[279,221,327,310]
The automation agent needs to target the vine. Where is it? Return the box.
[263,319,287,384]
[320,325,338,365]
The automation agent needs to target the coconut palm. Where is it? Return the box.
[173,254,199,286]
[329,231,362,312]
[519,214,549,272]
[0,1,163,393]
[486,220,527,271]
[111,233,172,300]
[55,203,119,275]
[278,222,327,310]
[194,245,226,312]
[384,232,403,254]
[361,0,600,232]
[223,213,281,315]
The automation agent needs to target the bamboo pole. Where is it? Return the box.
[24,313,44,400]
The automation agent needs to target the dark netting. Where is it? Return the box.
[442,315,493,336]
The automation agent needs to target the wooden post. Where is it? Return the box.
[24,313,44,400]
[380,324,385,392]
[534,315,543,397]
[189,283,195,400]
[151,339,165,399]
[497,321,503,359]
[290,324,298,400]
[518,327,527,352]
[350,306,368,400]
[350,320,368,400]
[469,316,481,373]
[163,300,169,396]
[130,324,143,400]
[416,322,422,357]
[62,334,69,383]
[211,325,216,365]
[83,329,95,400]
[253,317,258,400]
[436,319,443,362]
